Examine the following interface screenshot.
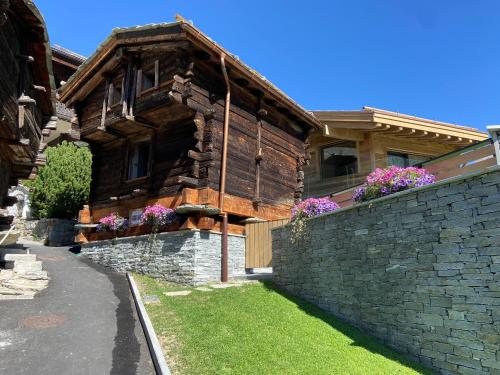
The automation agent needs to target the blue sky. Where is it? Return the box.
[37,0,500,131]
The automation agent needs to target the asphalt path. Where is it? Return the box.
[0,242,155,375]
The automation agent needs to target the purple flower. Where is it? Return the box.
[353,166,435,203]
[141,204,175,229]
[292,198,340,221]
[97,212,128,232]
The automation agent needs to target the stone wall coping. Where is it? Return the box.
[80,228,246,248]
[273,165,500,231]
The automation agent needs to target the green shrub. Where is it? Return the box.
[30,141,92,219]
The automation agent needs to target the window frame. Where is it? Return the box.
[386,149,431,167]
[319,141,359,180]
[125,139,153,182]
[137,60,160,97]
[107,77,124,109]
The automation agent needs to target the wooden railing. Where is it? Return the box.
[245,218,289,268]
[418,139,495,181]
[330,139,497,208]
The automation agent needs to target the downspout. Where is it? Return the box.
[219,53,230,283]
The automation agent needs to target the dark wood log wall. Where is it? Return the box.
[78,45,308,211]
[0,7,48,202]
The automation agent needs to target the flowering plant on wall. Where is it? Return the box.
[141,203,176,233]
[290,198,340,244]
[353,166,436,203]
[96,212,128,233]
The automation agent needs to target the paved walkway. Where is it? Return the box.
[0,242,155,375]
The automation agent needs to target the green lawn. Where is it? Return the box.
[135,275,433,375]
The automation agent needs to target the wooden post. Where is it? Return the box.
[254,109,267,203]
[129,64,138,117]
[107,82,114,112]
[487,125,500,166]
[136,69,143,98]
[154,60,160,88]
[100,79,110,129]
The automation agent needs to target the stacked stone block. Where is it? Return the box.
[273,167,500,375]
[80,229,245,285]
[32,218,76,246]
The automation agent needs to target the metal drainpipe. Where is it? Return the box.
[219,53,230,283]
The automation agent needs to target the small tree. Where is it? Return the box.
[30,141,92,219]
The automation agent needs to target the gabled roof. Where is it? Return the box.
[312,106,488,145]
[52,45,86,68]
[60,21,321,130]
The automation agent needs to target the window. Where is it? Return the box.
[320,141,358,179]
[127,142,150,180]
[139,61,159,94]
[387,151,430,167]
[142,71,155,91]
[108,82,122,107]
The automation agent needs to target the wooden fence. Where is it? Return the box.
[330,139,497,209]
[245,218,289,268]
[420,139,495,181]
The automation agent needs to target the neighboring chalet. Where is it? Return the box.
[45,45,86,146]
[304,107,488,197]
[0,0,56,226]
[60,21,320,241]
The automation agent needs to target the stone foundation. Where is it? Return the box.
[80,229,246,285]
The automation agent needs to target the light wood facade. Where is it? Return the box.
[304,107,488,197]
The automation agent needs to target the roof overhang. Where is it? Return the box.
[312,106,488,146]
[60,21,321,131]
[9,0,56,120]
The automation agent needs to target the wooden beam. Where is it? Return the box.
[125,41,191,53]
[384,126,404,135]
[324,121,378,130]
[393,129,416,137]
[406,130,429,139]
[124,115,156,129]
[177,176,201,188]
[322,127,365,141]
[370,124,391,132]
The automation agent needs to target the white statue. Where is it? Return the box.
[7,185,31,219]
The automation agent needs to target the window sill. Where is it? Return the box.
[108,103,122,110]
[125,176,149,183]
[139,86,159,96]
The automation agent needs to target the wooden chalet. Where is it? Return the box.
[0,0,56,223]
[304,107,488,197]
[60,20,320,241]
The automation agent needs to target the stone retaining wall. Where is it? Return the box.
[273,167,500,375]
[32,218,76,246]
[80,229,246,285]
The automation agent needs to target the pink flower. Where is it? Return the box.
[353,166,435,202]
[97,212,128,232]
[292,198,339,220]
[141,204,175,229]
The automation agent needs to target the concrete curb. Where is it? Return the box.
[127,273,171,375]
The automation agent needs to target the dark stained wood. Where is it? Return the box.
[0,1,55,206]
[64,35,314,230]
